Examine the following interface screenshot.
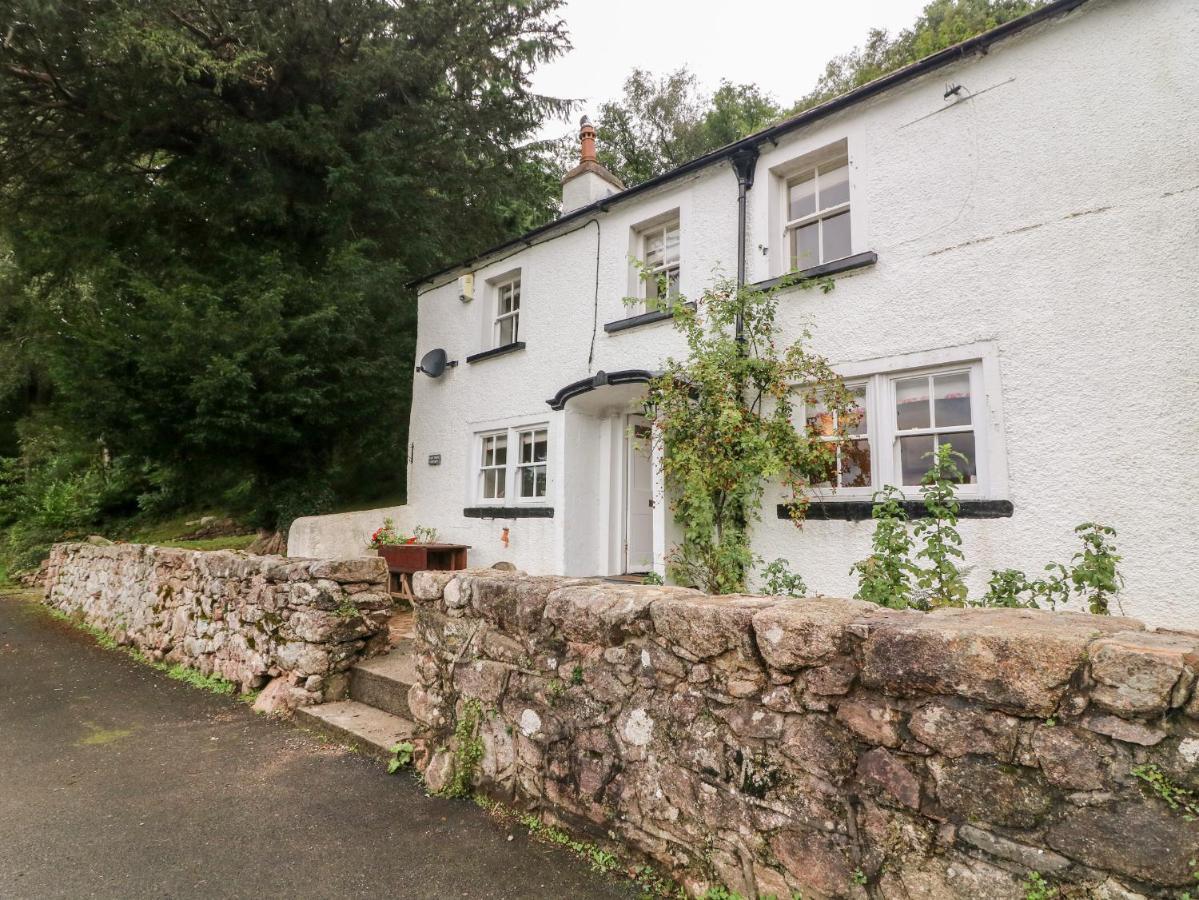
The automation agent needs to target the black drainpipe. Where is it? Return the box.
[729,148,760,346]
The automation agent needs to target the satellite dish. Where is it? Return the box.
[417,348,456,378]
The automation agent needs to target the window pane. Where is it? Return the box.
[895,377,931,430]
[482,438,493,467]
[493,435,506,466]
[520,429,546,464]
[788,173,816,220]
[818,163,849,209]
[664,225,680,264]
[498,316,515,346]
[805,399,834,437]
[666,267,680,298]
[510,283,519,309]
[520,465,540,497]
[792,222,818,271]
[847,386,867,436]
[934,372,972,427]
[535,466,547,497]
[841,439,871,488]
[939,432,978,484]
[822,211,852,262]
[899,434,936,485]
[644,230,664,267]
[484,468,506,499]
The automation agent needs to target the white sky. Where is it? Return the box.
[532,0,930,139]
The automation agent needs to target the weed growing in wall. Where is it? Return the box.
[441,699,484,798]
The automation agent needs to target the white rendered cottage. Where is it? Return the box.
[290,0,1199,629]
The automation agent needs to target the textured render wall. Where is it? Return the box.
[44,543,392,709]
[293,0,1199,625]
[409,570,1199,898]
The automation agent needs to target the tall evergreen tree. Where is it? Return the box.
[0,0,570,527]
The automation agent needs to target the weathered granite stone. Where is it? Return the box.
[650,594,777,661]
[858,747,921,809]
[1047,801,1199,885]
[779,714,857,782]
[1028,724,1117,790]
[1088,631,1198,716]
[545,584,691,644]
[908,702,1021,761]
[769,827,853,896]
[958,824,1071,873]
[932,756,1054,828]
[751,598,887,670]
[836,697,905,748]
[1081,713,1167,746]
[308,556,388,584]
[862,608,1138,716]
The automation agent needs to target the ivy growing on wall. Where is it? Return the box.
[644,276,854,594]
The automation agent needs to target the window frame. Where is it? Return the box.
[492,275,521,349]
[783,154,852,272]
[515,426,549,501]
[474,423,551,506]
[478,430,509,502]
[799,357,995,500]
[637,218,681,313]
[804,380,875,497]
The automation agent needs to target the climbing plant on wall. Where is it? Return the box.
[644,276,854,594]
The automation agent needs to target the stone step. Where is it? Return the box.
[294,699,415,760]
[350,641,418,720]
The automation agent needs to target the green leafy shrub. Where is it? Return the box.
[851,485,917,608]
[760,557,807,597]
[912,444,968,608]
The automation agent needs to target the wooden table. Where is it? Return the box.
[376,542,470,599]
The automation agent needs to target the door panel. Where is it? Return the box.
[625,415,654,572]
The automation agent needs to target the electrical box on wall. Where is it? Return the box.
[458,273,474,303]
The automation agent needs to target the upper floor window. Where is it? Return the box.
[785,151,851,271]
[493,275,520,347]
[801,360,989,496]
[640,219,680,312]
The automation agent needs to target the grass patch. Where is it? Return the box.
[40,603,256,702]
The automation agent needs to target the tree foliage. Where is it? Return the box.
[0,0,570,533]
[595,68,782,186]
[592,2,1045,185]
[791,0,1045,113]
[645,277,853,594]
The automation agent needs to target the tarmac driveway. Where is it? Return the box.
[0,592,635,899]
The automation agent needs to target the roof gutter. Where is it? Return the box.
[409,0,1090,291]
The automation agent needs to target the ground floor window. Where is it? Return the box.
[801,358,991,496]
[476,424,549,504]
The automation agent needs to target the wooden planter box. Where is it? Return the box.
[376,542,470,598]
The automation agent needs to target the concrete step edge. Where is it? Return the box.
[294,699,416,761]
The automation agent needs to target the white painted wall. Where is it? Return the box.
[290,0,1199,628]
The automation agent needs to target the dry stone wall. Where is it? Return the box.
[409,570,1199,899]
[44,542,392,709]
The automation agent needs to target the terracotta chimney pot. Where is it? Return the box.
[579,115,597,164]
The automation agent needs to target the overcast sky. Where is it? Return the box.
[531,0,930,139]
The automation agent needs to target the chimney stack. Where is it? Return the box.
[561,115,623,215]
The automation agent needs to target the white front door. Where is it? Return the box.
[624,415,654,573]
